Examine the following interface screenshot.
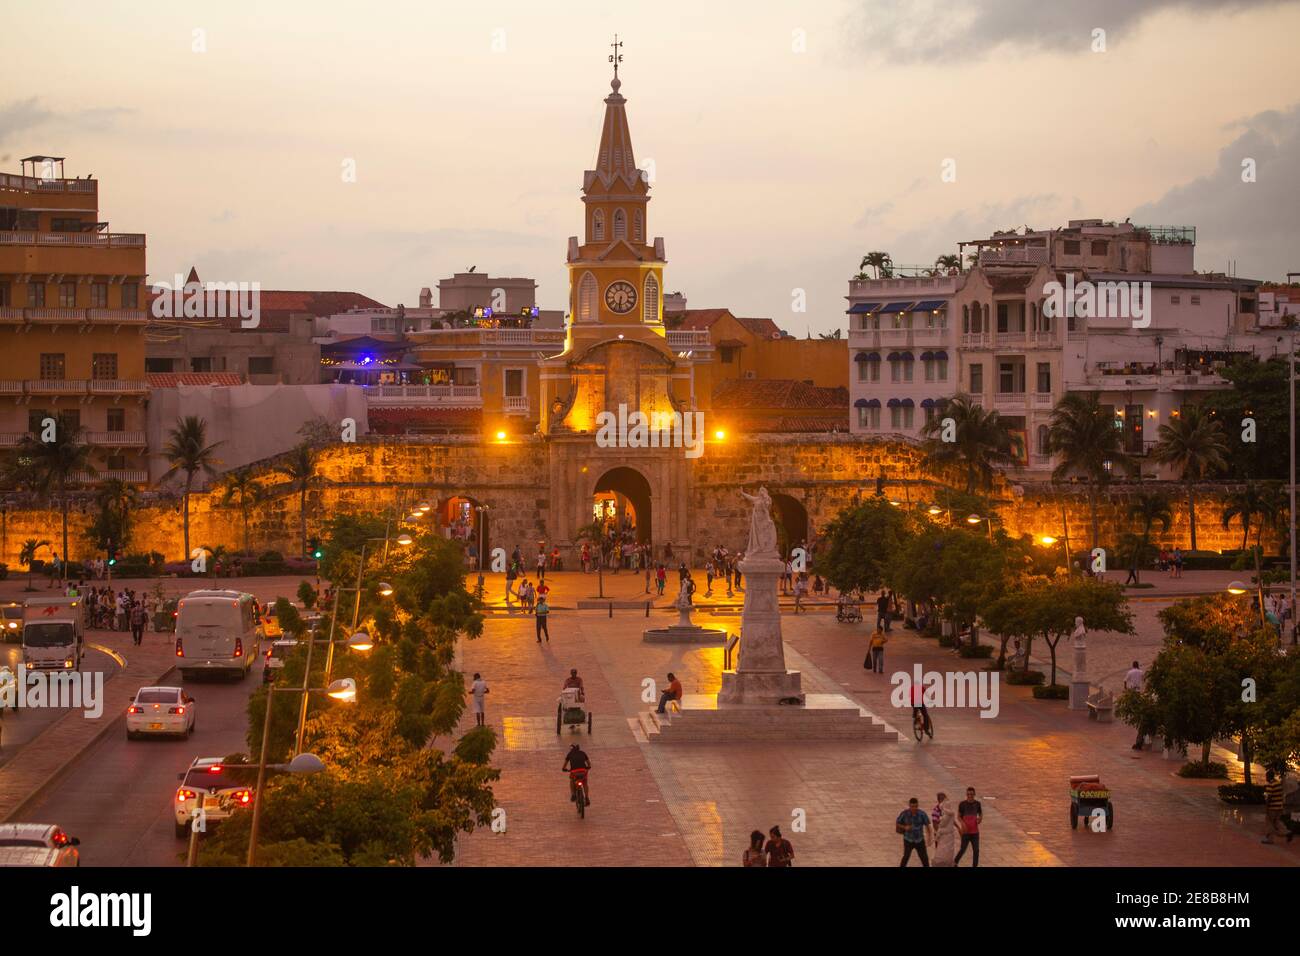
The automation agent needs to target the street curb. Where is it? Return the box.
[0,661,178,825]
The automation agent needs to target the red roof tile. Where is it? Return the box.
[672,308,735,330]
[712,378,849,410]
[736,317,781,337]
[147,372,244,387]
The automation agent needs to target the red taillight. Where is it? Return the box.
[169,706,185,715]
[177,789,197,803]
[51,830,69,847]
[232,789,252,805]
[175,638,184,657]
[234,637,243,658]
[127,705,141,714]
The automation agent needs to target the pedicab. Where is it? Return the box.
[556,686,592,735]
[1069,774,1114,831]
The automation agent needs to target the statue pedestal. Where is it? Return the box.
[717,553,803,706]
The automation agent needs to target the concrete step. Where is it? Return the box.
[646,709,899,743]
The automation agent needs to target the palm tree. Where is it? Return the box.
[1047,393,1132,550]
[160,416,223,562]
[1126,490,1172,585]
[934,254,962,273]
[276,442,322,558]
[90,477,138,553]
[920,394,1021,494]
[1152,406,1228,551]
[1222,481,1286,567]
[16,426,95,581]
[18,538,51,591]
[219,467,265,554]
[859,251,893,279]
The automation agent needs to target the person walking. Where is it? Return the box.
[876,591,892,632]
[897,797,931,867]
[535,595,550,644]
[536,549,547,582]
[764,825,794,867]
[505,559,518,605]
[705,561,715,597]
[743,829,767,867]
[955,787,982,866]
[869,626,887,673]
[1125,660,1146,750]
[469,673,489,727]
[1263,769,1287,844]
[931,792,958,867]
[129,600,147,646]
[656,564,666,596]
[793,573,807,614]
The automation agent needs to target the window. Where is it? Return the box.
[592,210,605,242]
[720,346,738,364]
[856,358,879,383]
[998,362,1025,394]
[0,282,7,307]
[107,408,125,432]
[1063,239,1081,255]
[369,318,392,332]
[27,409,50,434]
[453,367,478,387]
[969,363,983,393]
[857,406,880,429]
[107,454,126,470]
[91,353,118,380]
[577,272,597,321]
[1036,362,1051,393]
[926,358,947,381]
[58,282,76,308]
[27,282,45,307]
[191,357,212,372]
[57,409,80,434]
[121,283,138,309]
[613,209,626,240]
[633,210,643,243]
[643,274,659,323]
[890,358,913,383]
[890,406,915,429]
[1037,425,1050,456]
[39,353,65,379]
[962,305,970,333]
[997,303,1009,333]
[1124,404,1144,453]
[51,217,81,232]
[504,369,524,397]
[90,283,107,308]
[1190,294,1201,306]
[248,356,275,375]
[1170,294,1181,305]
[1090,240,1108,256]
[145,357,175,373]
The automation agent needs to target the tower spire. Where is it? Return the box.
[608,34,623,91]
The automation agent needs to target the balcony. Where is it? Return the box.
[360,384,482,407]
[503,395,530,415]
[0,307,147,326]
[1031,392,1054,409]
[993,390,1028,409]
[0,381,23,395]
[0,432,25,447]
[961,333,992,349]
[0,231,144,248]
[88,308,148,325]
[88,379,149,395]
[69,469,148,485]
[84,430,146,447]
[0,173,97,195]
[665,329,712,351]
[27,379,87,396]
[978,246,1047,266]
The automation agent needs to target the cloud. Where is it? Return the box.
[1131,104,1300,280]
[0,98,134,147]
[0,98,53,146]
[842,0,1295,60]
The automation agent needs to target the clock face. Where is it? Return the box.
[604,280,638,315]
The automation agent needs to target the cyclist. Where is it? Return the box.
[562,743,592,804]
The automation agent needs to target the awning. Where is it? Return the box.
[887,398,901,408]
[898,351,915,361]
[886,351,900,362]
[856,398,881,408]
[920,398,936,408]
[932,349,948,360]
[847,302,881,314]
[878,301,915,314]
[853,351,881,362]
[919,351,934,362]
[900,398,915,407]
[912,299,946,311]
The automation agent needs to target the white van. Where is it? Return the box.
[21,597,84,672]
[174,590,261,681]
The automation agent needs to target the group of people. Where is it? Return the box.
[742,826,796,867]
[78,583,151,644]
[896,788,984,867]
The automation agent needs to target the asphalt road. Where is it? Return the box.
[0,641,124,768]
[17,660,259,866]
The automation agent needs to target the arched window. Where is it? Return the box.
[982,304,990,330]
[613,209,627,240]
[633,210,643,242]
[1037,424,1051,456]
[643,274,659,324]
[577,272,597,322]
[592,209,605,242]
[962,304,970,333]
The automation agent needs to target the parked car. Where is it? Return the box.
[126,686,196,740]
[1,603,22,643]
[263,639,299,684]
[174,757,257,838]
[0,824,81,867]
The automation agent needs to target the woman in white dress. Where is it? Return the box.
[932,795,960,867]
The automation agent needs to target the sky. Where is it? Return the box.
[3,0,1299,335]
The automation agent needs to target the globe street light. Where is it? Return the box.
[348,631,374,652]
[377,581,394,596]
[396,534,414,547]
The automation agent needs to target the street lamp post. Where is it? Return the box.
[1288,319,1297,644]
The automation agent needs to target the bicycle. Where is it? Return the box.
[912,708,933,742]
[567,768,589,818]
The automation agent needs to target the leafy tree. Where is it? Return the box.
[920,394,1021,494]
[1123,490,1172,585]
[160,416,223,562]
[297,580,318,610]
[1047,393,1131,550]
[1200,355,1291,480]
[276,442,323,558]
[1151,405,1228,551]
[219,467,265,555]
[887,524,1010,643]
[15,426,95,577]
[814,497,913,594]
[84,477,137,555]
[982,576,1133,687]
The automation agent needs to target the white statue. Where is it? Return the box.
[740,486,778,556]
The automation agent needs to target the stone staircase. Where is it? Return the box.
[635,697,899,743]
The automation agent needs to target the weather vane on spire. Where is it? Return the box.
[609,34,623,79]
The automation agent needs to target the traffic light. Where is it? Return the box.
[308,536,323,560]
[106,541,117,566]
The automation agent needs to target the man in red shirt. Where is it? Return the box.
[656,672,683,714]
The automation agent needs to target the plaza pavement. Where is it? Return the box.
[452,569,1299,867]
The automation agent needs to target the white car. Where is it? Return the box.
[174,757,256,838]
[0,824,81,867]
[126,686,196,740]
